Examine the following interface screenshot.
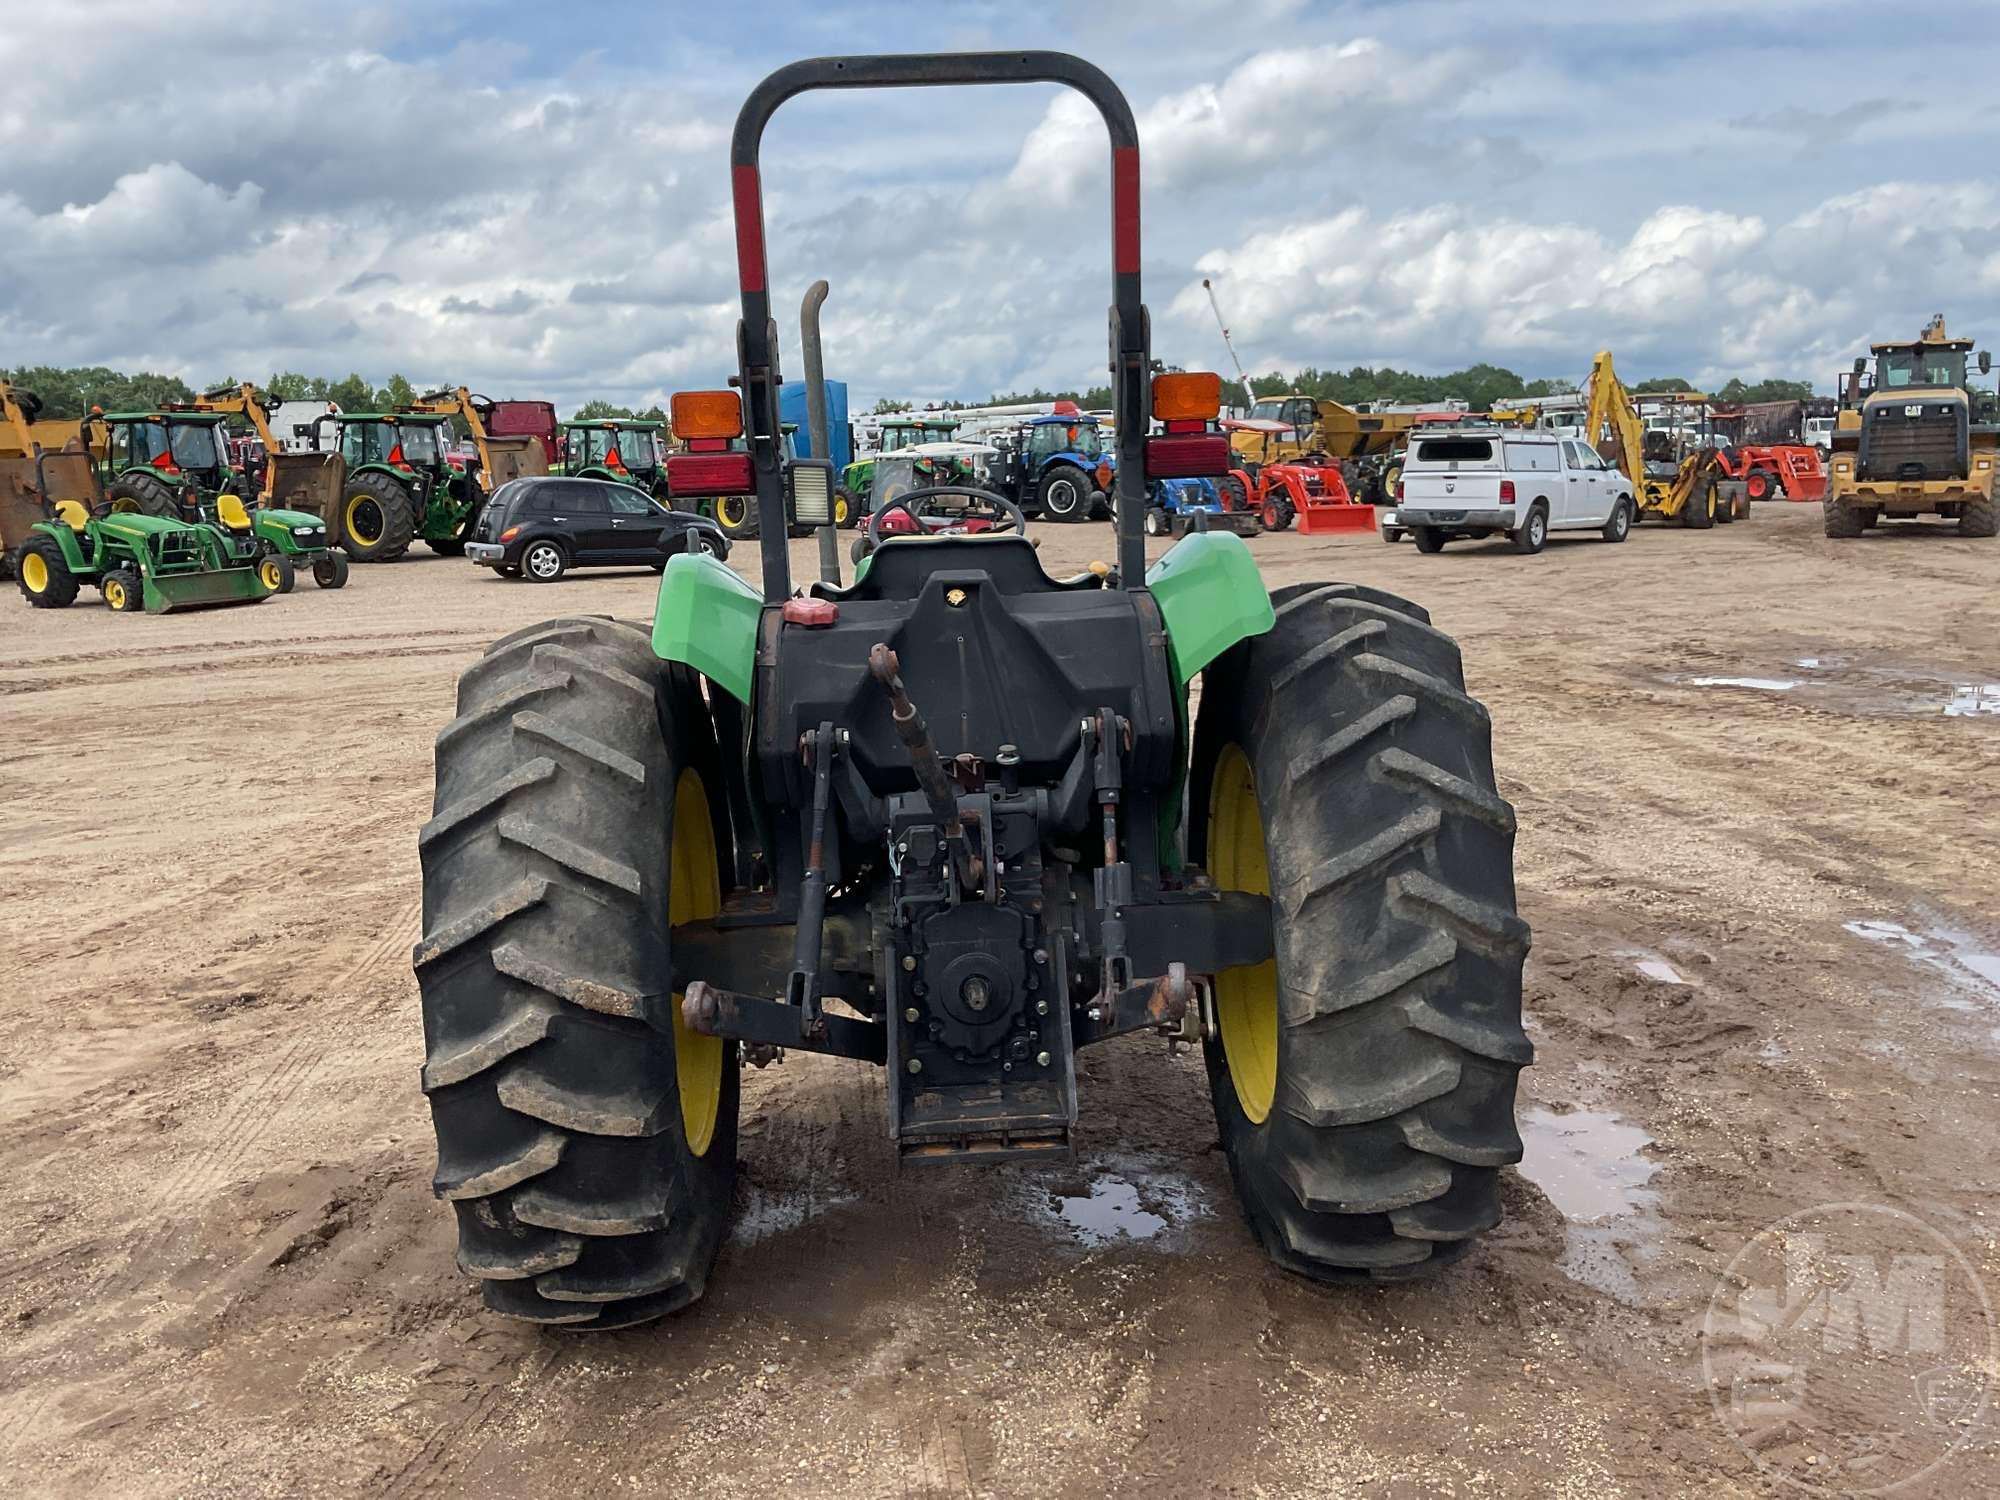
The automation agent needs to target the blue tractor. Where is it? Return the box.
[987,413,1113,521]
[1144,474,1260,537]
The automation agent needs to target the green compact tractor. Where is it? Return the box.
[564,418,669,498]
[329,411,481,562]
[16,488,278,614]
[414,53,1529,1331]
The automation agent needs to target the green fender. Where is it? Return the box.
[30,520,91,571]
[652,552,763,702]
[1144,528,1276,686]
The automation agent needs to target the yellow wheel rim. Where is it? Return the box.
[1208,744,1279,1123]
[716,496,746,529]
[104,577,127,610]
[21,552,49,593]
[345,493,382,545]
[260,559,282,590]
[669,768,725,1156]
[834,494,850,525]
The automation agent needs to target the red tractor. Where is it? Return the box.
[1247,453,1376,534]
[1714,444,1825,501]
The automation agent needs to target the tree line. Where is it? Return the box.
[873,362,1815,416]
[8,360,1816,429]
[1,366,654,423]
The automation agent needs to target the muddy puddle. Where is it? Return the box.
[1844,913,2000,1013]
[1620,949,1694,985]
[729,1182,860,1245]
[1671,653,2000,718]
[1518,1106,1660,1304]
[1043,1158,1207,1247]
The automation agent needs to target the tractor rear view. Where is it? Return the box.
[413,52,1530,1330]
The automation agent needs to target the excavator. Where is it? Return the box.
[1581,352,1743,529]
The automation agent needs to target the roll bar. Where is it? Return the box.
[730,52,1152,598]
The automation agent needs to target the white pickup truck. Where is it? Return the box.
[1388,431,1635,554]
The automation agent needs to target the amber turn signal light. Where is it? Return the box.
[1152,371,1222,422]
[670,390,744,441]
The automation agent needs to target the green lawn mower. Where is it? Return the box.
[414,52,1529,1331]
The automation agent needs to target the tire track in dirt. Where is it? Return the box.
[8,625,493,672]
[0,641,484,697]
[377,1344,568,1499]
[0,894,420,1458]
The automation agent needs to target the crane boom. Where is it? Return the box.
[1202,278,1256,412]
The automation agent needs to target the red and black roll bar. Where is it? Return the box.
[730,52,1151,598]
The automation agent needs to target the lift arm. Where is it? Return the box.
[191,383,282,453]
[409,387,501,484]
[1583,351,1648,491]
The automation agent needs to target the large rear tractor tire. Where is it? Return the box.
[1960,492,1997,538]
[16,537,79,609]
[1189,581,1531,1282]
[340,472,417,562]
[106,471,181,519]
[1822,497,1866,539]
[416,617,739,1329]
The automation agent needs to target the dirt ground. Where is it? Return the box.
[3,504,1998,1497]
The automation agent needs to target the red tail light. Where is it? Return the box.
[667,451,755,496]
[1393,478,1404,501]
[1146,433,1229,479]
[499,525,522,542]
[1499,479,1516,504]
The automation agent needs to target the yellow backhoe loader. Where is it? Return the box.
[1581,352,1742,529]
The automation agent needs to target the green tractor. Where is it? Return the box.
[563,418,668,498]
[329,411,480,563]
[14,477,280,614]
[414,53,1528,1331]
[6,399,344,604]
[93,407,249,517]
[837,413,967,527]
[331,391,551,563]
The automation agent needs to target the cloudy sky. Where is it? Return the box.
[4,1,1997,410]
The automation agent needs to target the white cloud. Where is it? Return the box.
[1173,185,2000,387]
[0,5,1995,408]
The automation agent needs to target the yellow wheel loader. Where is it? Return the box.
[1823,316,1996,538]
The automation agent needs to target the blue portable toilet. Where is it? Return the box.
[779,379,850,472]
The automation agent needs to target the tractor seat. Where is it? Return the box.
[53,499,90,531]
[812,533,1107,601]
[216,493,256,531]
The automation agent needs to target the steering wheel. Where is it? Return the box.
[865,485,1027,548]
